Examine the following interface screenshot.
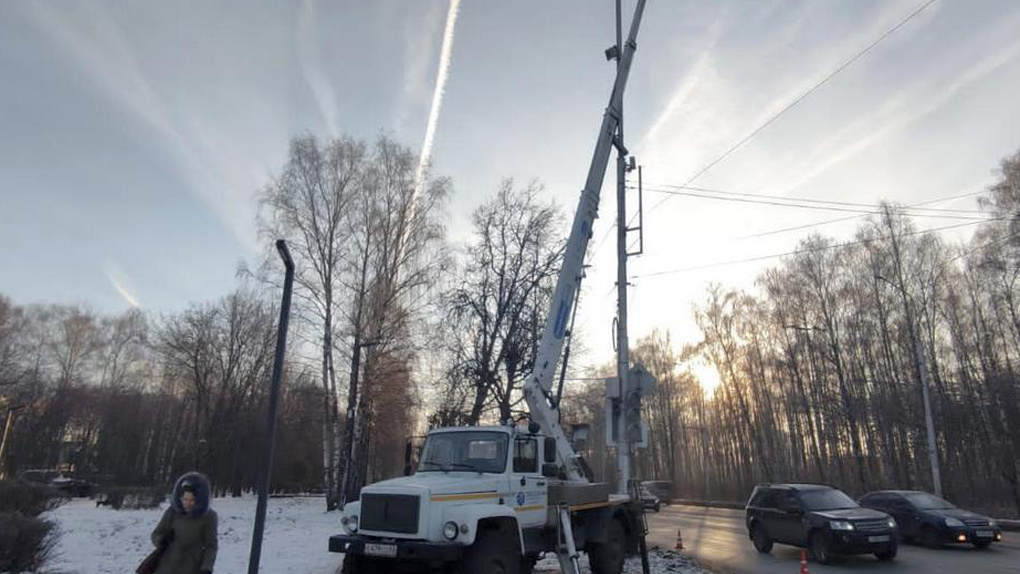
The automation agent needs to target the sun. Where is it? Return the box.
[690,360,722,396]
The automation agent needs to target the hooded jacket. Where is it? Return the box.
[151,472,218,574]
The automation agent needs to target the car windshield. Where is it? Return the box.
[904,493,954,510]
[800,489,859,511]
[417,431,508,474]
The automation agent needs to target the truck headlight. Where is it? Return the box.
[443,521,459,540]
[988,520,998,528]
[945,518,964,528]
[830,521,854,531]
[887,518,897,528]
[341,515,359,534]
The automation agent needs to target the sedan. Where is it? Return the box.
[860,490,1003,548]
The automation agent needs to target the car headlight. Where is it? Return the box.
[988,520,998,528]
[945,518,964,527]
[887,518,897,528]
[443,521,459,541]
[830,520,855,531]
[341,515,359,534]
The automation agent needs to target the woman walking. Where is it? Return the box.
[149,472,218,574]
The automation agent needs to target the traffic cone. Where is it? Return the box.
[799,549,810,574]
[674,528,684,550]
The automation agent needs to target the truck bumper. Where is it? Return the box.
[329,534,464,562]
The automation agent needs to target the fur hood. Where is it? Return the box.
[170,472,212,517]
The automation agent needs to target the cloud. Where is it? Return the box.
[297,0,340,139]
[777,28,1020,195]
[24,2,263,251]
[105,263,141,308]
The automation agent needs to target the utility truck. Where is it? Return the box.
[329,2,650,572]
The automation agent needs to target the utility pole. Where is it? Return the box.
[0,399,21,481]
[909,298,941,498]
[613,0,631,497]
[876,274,942,497]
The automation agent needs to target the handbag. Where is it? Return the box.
[135,546,164,574]
[137,515,173,574]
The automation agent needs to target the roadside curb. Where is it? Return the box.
[668,499,1020,531]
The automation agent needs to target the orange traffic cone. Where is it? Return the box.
[799,549,810,574]
[674,528,684,550]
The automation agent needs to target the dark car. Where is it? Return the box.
[639,486,661,512]
[860,490,1003,549]
[745,483,898,564]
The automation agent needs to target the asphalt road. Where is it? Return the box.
[644,504,1020,574]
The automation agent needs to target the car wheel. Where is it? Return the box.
[751,524,773,554]
[921,526,942,549]
[463,531,521,574]
[589,517,626,574]
[875,542,898,562]
[654,503,661,513]
[809,532,832,565]
[973,540,992,549]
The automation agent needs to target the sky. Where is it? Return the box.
[2,0,1020,390]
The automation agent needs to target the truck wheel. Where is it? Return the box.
[589,517,626,574]
[751,524,773,554]
[462,532,520,574]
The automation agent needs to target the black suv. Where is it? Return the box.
[860,490,1003,548]
[745,484,898,564]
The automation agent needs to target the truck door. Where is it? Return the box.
[511,436,547,529]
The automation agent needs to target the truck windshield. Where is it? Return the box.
[800,489,858,511]
[418,431,508,474]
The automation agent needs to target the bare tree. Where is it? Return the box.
[259,135,364,509]
[444,180,565,424]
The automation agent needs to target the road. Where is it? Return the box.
[644,504,1020,574]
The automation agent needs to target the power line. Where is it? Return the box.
[632,218,1001,279]
[639,186,992,220]
[649,0,940,213]
[637,182,986,215]
[739,188,989,239]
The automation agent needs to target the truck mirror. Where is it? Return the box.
[541,463,559,478]
[403,464,413,476]
[544,437,557,463]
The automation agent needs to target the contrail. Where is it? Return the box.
[411,0,461,202]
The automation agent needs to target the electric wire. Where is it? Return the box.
[631,217,1004,279]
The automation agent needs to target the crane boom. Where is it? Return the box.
[523,0,647,482]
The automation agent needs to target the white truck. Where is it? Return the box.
[329,2,650,572]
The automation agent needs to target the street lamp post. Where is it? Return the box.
[876,275,942,497]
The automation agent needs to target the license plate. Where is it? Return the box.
[868,535,890,543]
[364,543,397,557]
[976,531,993,538]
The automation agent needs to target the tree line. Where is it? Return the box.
[571,150,1020,518]
[2,133,1017,519]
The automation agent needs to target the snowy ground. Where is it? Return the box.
[41,496,710,574]
[41,496,343,574]
[534,548,711,574]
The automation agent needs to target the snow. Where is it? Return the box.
[41,497,710,574]
[535,548,712,574]
[41,496,343,574]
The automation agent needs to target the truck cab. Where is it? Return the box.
[330,424,638,574]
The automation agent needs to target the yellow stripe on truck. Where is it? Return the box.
[514,505,544,512]
[430,492,499,502]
